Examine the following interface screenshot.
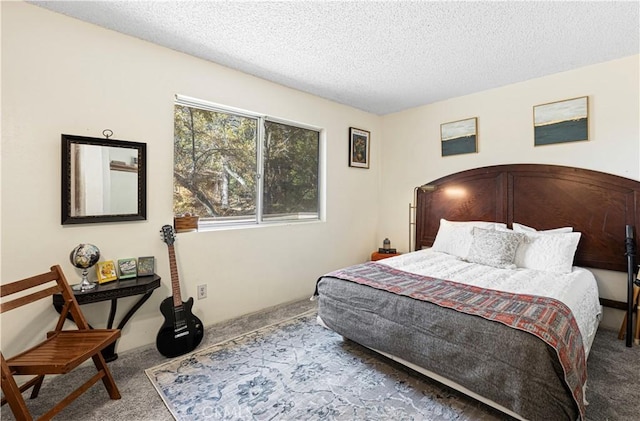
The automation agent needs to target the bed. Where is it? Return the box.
[314,164,640,421]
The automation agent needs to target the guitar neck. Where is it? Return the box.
[167,244,183,307]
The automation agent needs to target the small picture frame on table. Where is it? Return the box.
[117,258,137,279]
[349,127,370,168]
[137,256,155,277]
[96,260,118,284]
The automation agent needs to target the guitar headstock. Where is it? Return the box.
[160,225,176,246]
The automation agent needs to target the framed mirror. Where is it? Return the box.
[61,134,147,224]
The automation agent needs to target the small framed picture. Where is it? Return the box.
[117,258,137,279]
[349,127,370,168]
[96,260,118,284]
[440,117,478,156]
[137,256,155,277]
[534,96,588,146]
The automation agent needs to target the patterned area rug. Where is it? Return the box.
[145,310,503,421]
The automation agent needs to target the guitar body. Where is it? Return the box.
[156,224,205,358]
[156,296,203,358]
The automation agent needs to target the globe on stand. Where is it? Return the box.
[70,243,100,291]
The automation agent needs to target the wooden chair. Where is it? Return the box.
[618,284,640,345]
[1,265,121,420]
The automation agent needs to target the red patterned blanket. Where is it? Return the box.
[320,261,587,420]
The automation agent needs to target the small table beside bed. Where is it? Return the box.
[314,164,640,421]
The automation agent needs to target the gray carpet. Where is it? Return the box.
[1,298,638,420]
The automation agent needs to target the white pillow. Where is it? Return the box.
[431,219,507,259]
[514,231,581,273]
[513,222,573,233]
[466,227,526,269]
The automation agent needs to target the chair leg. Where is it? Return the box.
[1,355,33,421]
[29,375,45,399]
[92,352,121,399]
[619,286,640,342]
[618,315,627,340]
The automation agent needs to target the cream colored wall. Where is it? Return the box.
[0,2,381,356]
[379,55,640,329]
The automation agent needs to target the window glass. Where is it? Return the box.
[173,100,321,227]
[174,104,257,222]
[263,121,319,221]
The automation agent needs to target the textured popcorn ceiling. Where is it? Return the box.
[29,1,639,115]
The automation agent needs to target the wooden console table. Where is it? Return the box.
[52,274,161,362]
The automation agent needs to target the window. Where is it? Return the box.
[173,96,321,227]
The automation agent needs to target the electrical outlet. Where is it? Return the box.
[197,284,207,300]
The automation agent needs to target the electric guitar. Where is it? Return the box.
[156,224,204,358]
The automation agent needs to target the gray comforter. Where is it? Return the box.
[316,276,579,421]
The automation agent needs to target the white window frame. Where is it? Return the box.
[174,95,325,230]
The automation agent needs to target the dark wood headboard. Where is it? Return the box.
[415,164,640,273]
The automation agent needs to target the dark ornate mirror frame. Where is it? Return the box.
[61,134,147,225]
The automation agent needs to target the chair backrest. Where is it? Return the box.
[0,265,90,332]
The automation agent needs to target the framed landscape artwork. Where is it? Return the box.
[349,127,370,168]
[534,96,588,146]
[440,117,478,156]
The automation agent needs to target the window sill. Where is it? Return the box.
[187,218,324,233]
